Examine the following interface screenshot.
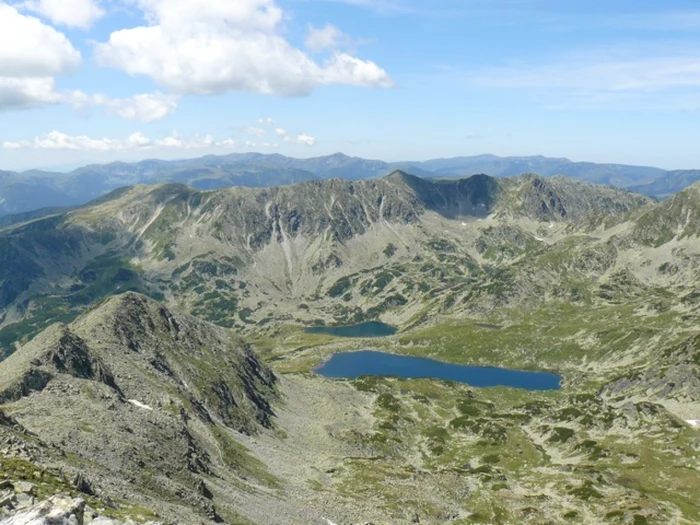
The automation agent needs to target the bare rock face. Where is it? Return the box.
[602,332,700,403]
[0,494,161,525]
[1,496,85,525]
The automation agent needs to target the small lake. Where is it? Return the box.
[316,351,561,390]
[304,321,397,338]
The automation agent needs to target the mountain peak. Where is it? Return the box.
[384,168,417,181]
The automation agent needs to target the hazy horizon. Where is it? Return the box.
[5,149,700,175]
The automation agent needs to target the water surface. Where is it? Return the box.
[316,351,561,390]
[304,322,397,338]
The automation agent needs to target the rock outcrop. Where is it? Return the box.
[0,293,278,524]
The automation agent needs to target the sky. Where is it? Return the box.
[2,0,700,171]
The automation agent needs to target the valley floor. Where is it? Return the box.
[231,367,700,525]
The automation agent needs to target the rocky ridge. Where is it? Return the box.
[0,172,652,351]
[1,293,278,524]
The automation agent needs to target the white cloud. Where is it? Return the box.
[269,123,316,145]
[126,132,151,147]
[65,90,178,121]
[20,0,104,29]
[0,4,82,110]
[295,133,316,146]
[0,4,177,119]
[94,0,392,96]
[270,124,316,147]
[2,130,238,151]
[316,0,417,15]
[0,77,64,110]
[154,132,215,149]
[2,140,31,149]
[321,53,393,88]
[33,131,124,151]
[258,117,275,125]
[305,24,343,52]
[284,133,316,146]
[0,3,81,78]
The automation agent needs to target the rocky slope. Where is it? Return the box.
[1,293,278,524]
[0,172,651,354]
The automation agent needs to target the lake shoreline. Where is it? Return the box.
[315,350,563,391]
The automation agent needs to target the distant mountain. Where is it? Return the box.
[1,152,699,216]
[406,154,666,188]
[628,169,700,199]
[0,206,75,229]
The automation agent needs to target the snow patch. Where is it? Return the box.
[128,399,153,411]
[686,419,700,428]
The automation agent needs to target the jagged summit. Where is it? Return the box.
[2,292,277,432]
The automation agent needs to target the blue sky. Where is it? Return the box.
[2,0,700,171]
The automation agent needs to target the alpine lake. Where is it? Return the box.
[308,322,562,391]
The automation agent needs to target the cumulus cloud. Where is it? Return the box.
[2,130,237,151]
[0,3,82,77]
[20,0,104,29]
[0,77,64,110]
[292,133,316,146]
[305,23,343,52]
[0,4,83,110]
[94,0,392,96]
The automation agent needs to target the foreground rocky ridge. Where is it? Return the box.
[1,293,278,524]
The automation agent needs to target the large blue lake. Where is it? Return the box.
[316,351,562,390]
[304,321,397,338]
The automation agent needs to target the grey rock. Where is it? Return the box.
[12,483,33,496]
[0,496,85,525]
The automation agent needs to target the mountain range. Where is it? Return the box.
[1,169,700,523]
[1,152,699,218]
